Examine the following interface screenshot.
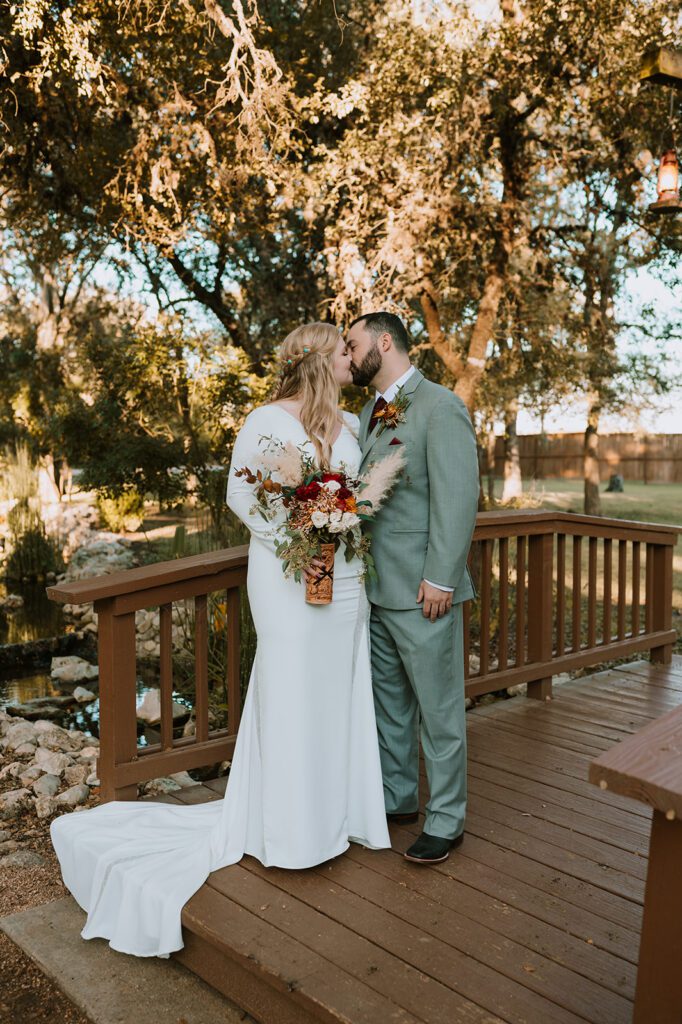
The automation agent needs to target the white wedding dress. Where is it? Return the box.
[50,406,390,958]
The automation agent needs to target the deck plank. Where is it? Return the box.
[158,657,682,1024]
[237,857,623,1024]
[209,864,503,1024]
[302,852,634,1023]
[179,884,423,1024]
[467,758,650,838]
[342,839,636,995]
[466,730,654,820]
[466,771,648,853]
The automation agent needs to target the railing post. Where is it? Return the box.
[95,598,139,802]
[526,532,554,700]
[649,543,674,665]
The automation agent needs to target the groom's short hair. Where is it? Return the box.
[349,311,411,353]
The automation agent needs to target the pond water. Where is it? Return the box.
[0,579,214,746]
[0,663,194,745]
[0,580,64,644]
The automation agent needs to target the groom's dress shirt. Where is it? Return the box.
[374,366,454,595]
[376,365,417,405]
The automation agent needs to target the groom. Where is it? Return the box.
[347,311,479,864]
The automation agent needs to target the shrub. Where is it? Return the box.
[5,519,64,580]
[2,445,65,580]
[97,489,146,533]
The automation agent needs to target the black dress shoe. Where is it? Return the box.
[404,830,463,864]
[386,810,419,824]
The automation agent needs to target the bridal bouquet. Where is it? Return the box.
[235,438,405,604]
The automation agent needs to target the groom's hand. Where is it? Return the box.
[417,580,453,621]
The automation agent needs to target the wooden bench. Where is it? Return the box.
[589,703,682,1024]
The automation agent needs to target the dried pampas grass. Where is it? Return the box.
[258,441,303,486]
[358,447,406,513]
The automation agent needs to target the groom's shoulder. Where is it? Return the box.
[417,375,466,411]
[415,379,474,434]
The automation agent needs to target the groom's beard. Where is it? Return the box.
[350,342,382,387]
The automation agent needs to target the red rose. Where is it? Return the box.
[295,481,321,501]
[321,472,345,484]
[336,486,352,500]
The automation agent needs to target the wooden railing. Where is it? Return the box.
[464,510,677,700]
[48,547,248,801]
[46,511,678,801]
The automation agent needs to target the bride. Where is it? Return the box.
[50,322,391,959]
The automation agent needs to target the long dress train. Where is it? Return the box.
[50,407,390,958]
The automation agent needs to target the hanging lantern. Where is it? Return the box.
[649,149,681,214]
[640,48,682,89]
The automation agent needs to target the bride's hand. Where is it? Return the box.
[302,557,327,583]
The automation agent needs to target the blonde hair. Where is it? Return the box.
[269,322,342,468]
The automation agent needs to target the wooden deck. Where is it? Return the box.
[143,656,682,1024]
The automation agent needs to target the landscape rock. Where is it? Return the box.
[13,741,38,755]
[33,748,73,776]
[2,721,36,752]
[63,764,90,787]
[168,771,201,788]
[67,728,93,747]
[73,685,97,703]
[50,656,99,684]
[36,724,79,751]
[0,788,34,819]
[18,765,44,787]
[34,720,61,734]
[0,839,22,853]
[55,783,90,808]
[136,689,190,725]
[34,795,58,819]
[32,773,61,798]
[77,745,100,762]
[6,697,75,721]
[0,761,24,781]
[142,777,182,796]
[1,849,46,867]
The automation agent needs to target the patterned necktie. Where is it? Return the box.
[368,396,387,434]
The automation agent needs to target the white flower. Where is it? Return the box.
[323,480,342,492]
[311,510,329,528]
[340,512,360,530]
[328,519,345,534]
[329,510,343,523]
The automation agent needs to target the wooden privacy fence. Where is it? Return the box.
[494,432,682,482]
[46,511,678,801]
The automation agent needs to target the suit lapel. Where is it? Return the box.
[360,368,425,467]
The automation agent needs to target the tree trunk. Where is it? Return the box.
[454,267,506,413]
[584,397,601,515]
[501,399,523,501]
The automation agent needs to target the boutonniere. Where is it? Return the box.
[375,388,411,436]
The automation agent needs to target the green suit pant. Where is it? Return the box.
[369,602,467,840]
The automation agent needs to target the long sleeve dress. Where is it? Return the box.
[49,404,390,958]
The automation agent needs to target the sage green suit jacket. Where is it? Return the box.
[359,368,479,610]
